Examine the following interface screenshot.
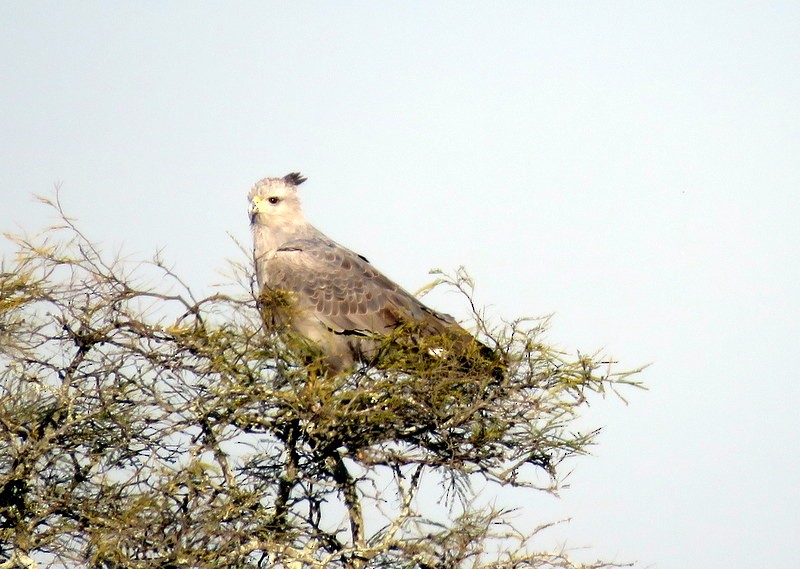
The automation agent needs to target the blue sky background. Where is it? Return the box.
[2,3,799,567]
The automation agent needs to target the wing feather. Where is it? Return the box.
[261,237,458,337]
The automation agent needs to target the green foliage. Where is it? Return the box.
[0,198,642,568]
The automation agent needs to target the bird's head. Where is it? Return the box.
[248,172,308,229]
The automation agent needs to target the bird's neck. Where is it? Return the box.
[251,218,317,253]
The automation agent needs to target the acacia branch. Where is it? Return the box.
[329,450,365,552]
[0,200,642,569]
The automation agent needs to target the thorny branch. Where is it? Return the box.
[0,197,643,568]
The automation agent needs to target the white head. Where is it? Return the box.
[248,172,308,232]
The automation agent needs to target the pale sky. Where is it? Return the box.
[2,3,799,567]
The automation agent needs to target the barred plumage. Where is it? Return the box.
[249,173,492,374]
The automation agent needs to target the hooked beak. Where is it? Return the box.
[248,197,262,224]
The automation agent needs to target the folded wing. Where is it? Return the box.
[261,237,461,340]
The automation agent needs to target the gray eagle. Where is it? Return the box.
[249,173,495,375]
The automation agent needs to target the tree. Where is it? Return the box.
[0,194,642,569]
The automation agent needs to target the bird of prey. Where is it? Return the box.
[249,173,496,375]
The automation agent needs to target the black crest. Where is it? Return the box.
[283,172,307,186]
